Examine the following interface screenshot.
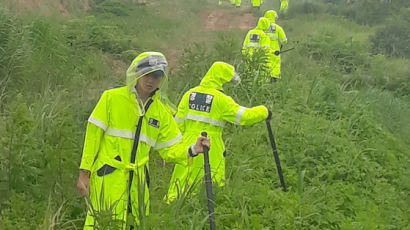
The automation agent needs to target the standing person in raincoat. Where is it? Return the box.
[280,0,289,14]
[242,17,272,81]
[251,0,263,9]
[264,10,287,82]
[166,61,271,202]
[77,52,210,229]
[242,17,271,57]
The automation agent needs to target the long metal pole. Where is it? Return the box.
[265,120,287,192]
[201,131,216,230]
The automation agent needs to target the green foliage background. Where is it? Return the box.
[0,0,409,229]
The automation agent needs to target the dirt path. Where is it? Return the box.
[8,0,90,15]
[201,8,257,31]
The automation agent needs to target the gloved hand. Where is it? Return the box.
[270,78,277,83]
[274,50,280,56]
[266,110,272,121]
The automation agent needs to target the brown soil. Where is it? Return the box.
[201,8,257,31]
[7,0,90,15]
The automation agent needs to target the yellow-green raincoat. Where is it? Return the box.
[265,10,287,79]
[166,62,268,202]
[80,52,193,229]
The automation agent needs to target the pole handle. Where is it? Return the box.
[201,132,210,153]
[201,131,216,230]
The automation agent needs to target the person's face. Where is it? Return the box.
[136,71,163,95]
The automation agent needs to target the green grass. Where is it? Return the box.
[0,0,409,229]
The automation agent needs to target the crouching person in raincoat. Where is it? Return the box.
[166,61,270,203]
[77,52,210,229]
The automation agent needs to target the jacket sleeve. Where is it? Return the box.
[174,92,189,134]
[278,26,287,45]
[220,95,268,126]
[79,91,109,171]
[155,107,191,166]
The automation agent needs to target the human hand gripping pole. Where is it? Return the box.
[265,111,287,192]
[201,132,216,230]
[274,47,295,56]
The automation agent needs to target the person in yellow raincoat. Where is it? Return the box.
[242,17,272,82]
[77,52,210,229]
[280,0,289,14]
[242,17,271,57]
[166,61,270,202]
[251,0,263,9]
[264,10,287,82]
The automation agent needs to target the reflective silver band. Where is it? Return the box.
[245,44,261,48]
[185,114,225,127]
[88,116,107,131]
[140,134,157,147]
[235,106,246,125]
[174,116,185,123]
[105,128,133,139]
[155,134,182,150]
[105,128,157,147]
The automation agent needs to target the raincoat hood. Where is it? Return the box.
[126,51,168,94]
[256,17,270,31]
[199,62,235,91]
[126,51,177,114]
[264,10,278,24]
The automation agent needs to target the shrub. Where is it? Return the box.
[370,9,410,58]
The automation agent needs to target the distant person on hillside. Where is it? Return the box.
[242,17,271,57]
[166,61,271,202]
[77,52,210,229]
[264,10,287,82]
[251,0,263,9]
[242,17,272,81]
[280,0,289,14]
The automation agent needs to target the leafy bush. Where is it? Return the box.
[287,1,326,17]
[370,9,410,58]
[300,32,369,73]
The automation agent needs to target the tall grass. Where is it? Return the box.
[1,0,409,229]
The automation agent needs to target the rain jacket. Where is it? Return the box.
[80,52,193,229]
[264,10,287,79]
[166,62,268,202]
[251,0,262,7]
[280,0,289,13]
[242,17,271,57]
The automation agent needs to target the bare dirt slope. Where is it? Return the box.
[201,8,257,31]
[5,0,90,15]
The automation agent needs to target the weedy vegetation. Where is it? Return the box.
[0,0,409,229]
